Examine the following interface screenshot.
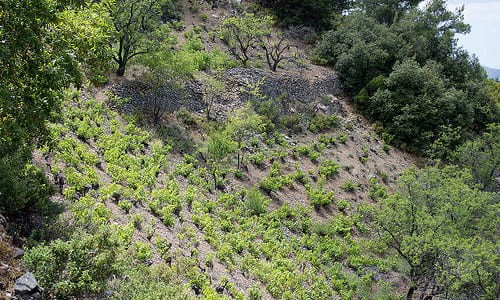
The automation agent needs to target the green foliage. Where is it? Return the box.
[0,0,92,158]
[259,163,294,193]
[249,283,263,300]
[204,131,238,165]
[341,180,359,192]
[0,156,55,217]
[132,242,153,261]
[24,229,122,299]
[245,188,269,216]
[318,159,340,178]
[217,13,274,66]
[249,151,266,167]
[375,166,500,299]
[117,200,133,213]
[314,1,496,152]
[453,123,500,191]
[149,35,235,79]
[194,72,226,119]
[370,59,471,150]
[337,132,348,144]
[258,0,351,29]
[56,2,113,84]
[306,185,334,208]
[109,264,190,299]
[314,13,398,93]
[336,199,350,212]
[368,177,387,201]
[225,105,265,169]
[150,181,181,225]
[106,0,176,76]
[308,114,340,133]
[486,79,500,105]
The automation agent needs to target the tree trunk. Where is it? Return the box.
[237,151,240,170]
[116,64,126,76]
[406,286,415,300]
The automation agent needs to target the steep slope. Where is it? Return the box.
[23,60,417,298]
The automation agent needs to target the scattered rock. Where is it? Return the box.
[216,285,224,294]
[13,247,24,258]
[14,272,43,300]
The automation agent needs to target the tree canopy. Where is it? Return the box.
[107,0,176,76]
[314,0,496,152]
[0,0,79,158]
[375,166,499,299]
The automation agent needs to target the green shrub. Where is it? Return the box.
[132,241,153,261]
[0,156,55,217]
[245,188,269,216]
[318,159,339,178]
[341,180,359,192]
[250,151,266,167]
[338,133,348,144]
[249,283,263,300]
[368,177,387,200]
[336,199,350,212]
[279,115,303,133]
[307,186,334,208]
[24,230,121,299]
[118,200,133,213]
[309,114,340,133]
[308,150,321,162]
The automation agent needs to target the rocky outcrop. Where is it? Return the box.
[223,66,341,103]
[0,215,24,299]
[110,66,341,120]
[14,273,43,300]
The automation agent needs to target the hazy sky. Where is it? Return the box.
[445,0,500,68]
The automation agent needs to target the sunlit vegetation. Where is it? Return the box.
[1,0,498,299]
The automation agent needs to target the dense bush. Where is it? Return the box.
[24,229,123,299]
[314,1,497,152]
[314,13,399,93]
[258,0,351,30]
[375,166,499,299]
[369,59,471,150]
[0,155,55,218]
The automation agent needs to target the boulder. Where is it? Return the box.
[13,247,24,258]
[14,272,43,300]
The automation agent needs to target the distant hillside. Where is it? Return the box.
[483,66,500,80]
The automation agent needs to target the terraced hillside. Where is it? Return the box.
[21,69,417,299]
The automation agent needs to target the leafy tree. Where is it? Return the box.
[0,0,111,217]
[258,0,352,29]
[369,59,471,151]
[217,13,273,66]
[225,105,265,170]
[0,0,80,158]
[453,124,500,191]
[315,0,497,152]
[203,131,237,189]
[106,0,174,76]
[314,13,401,93]
[194,72,226,120]
[259,31,295,72]
[486,79,500,114]
[375,166,499,299]
[56,2,114,84]
[358,0,423,24]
